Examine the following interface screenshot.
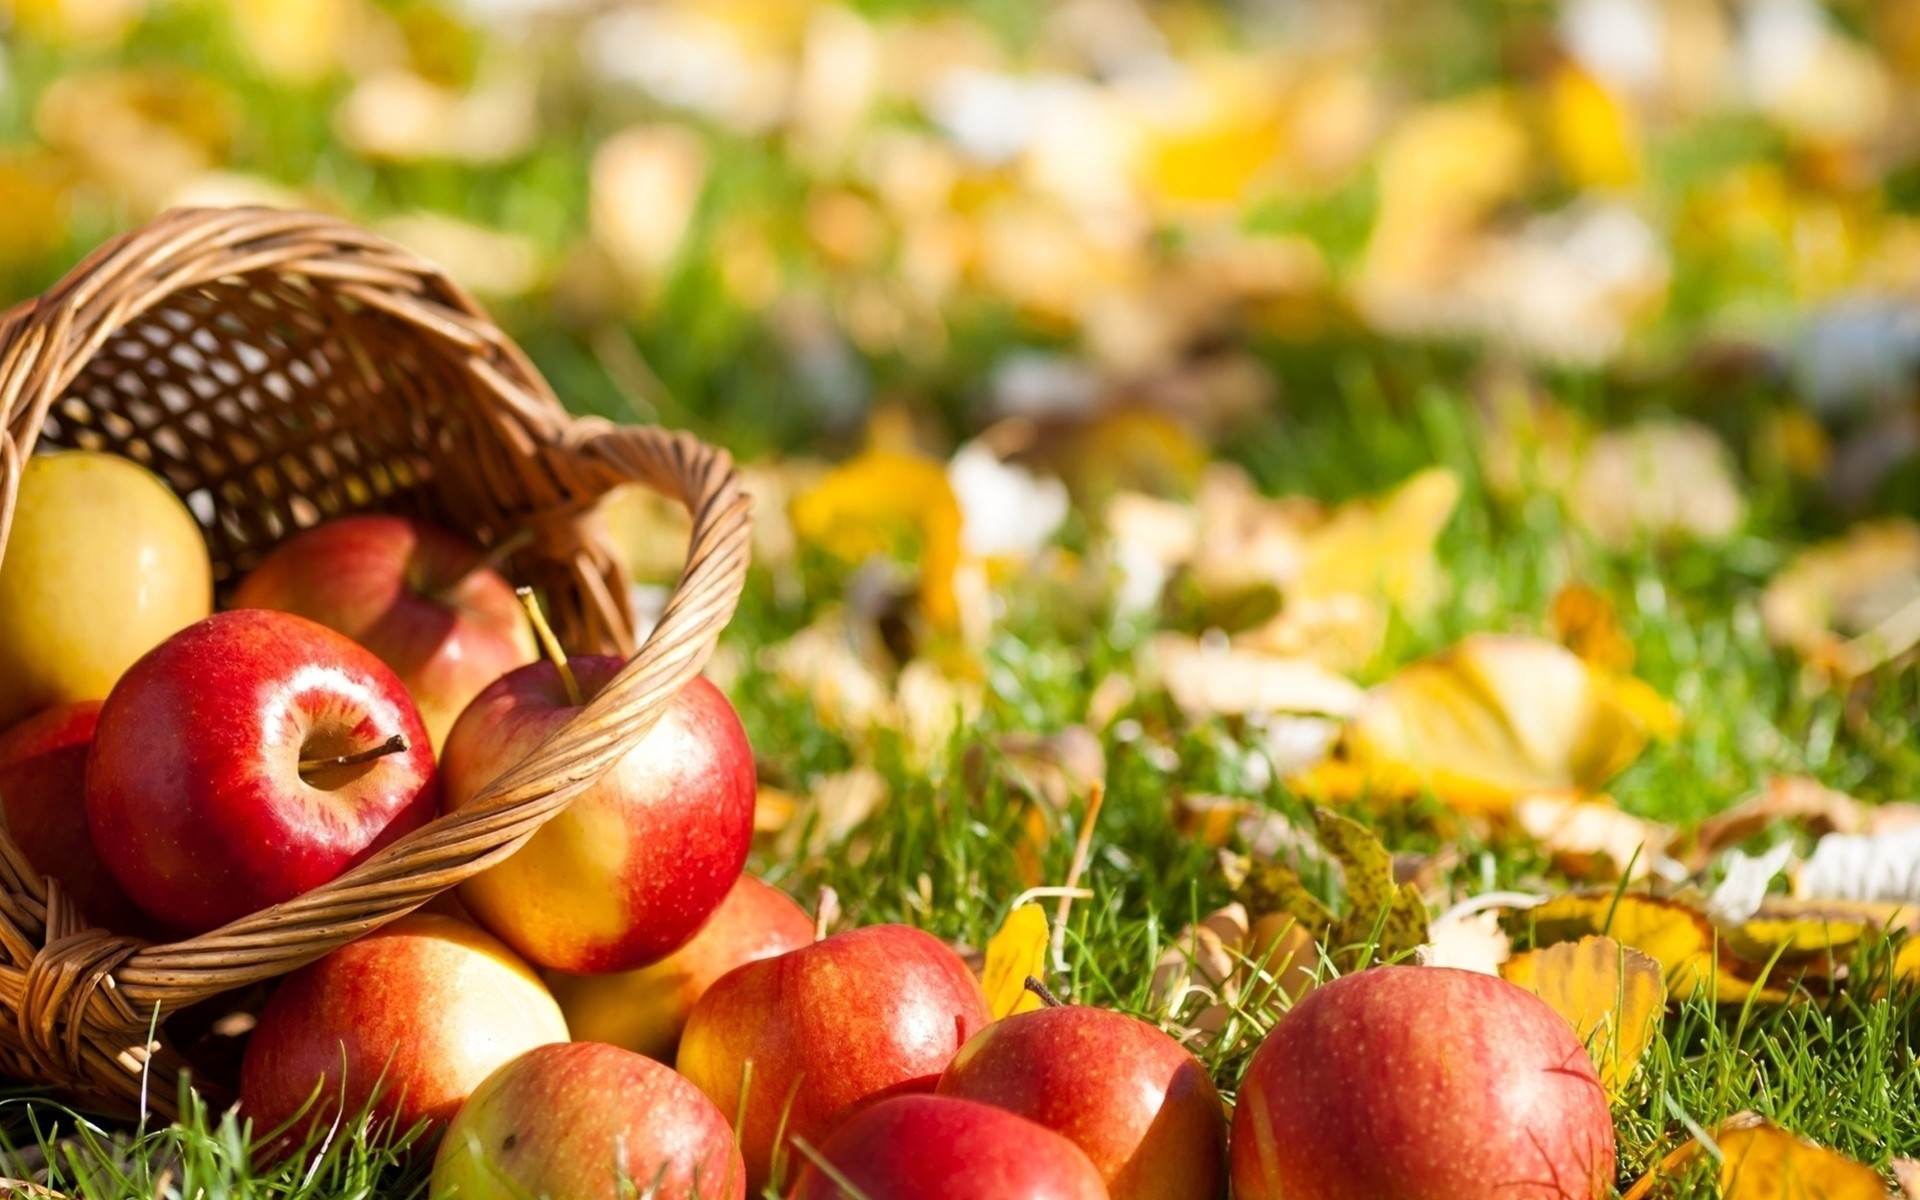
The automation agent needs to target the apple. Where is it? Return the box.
[1231,966,1615,1200]
[431,1042,745,1200]
[441,662,755,974]
[787,1095,1110,1200]
[676,923,992,1195]
[0,702,151,933]
[85,609,438,934]
[230,515,536,750]
[0,451,211,730]
[547,873,814,1060]
[240,912,569,1142]
[937,1003,1227,1200]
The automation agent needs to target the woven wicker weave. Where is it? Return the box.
[0,207,752,1117]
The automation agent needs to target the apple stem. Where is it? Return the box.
[1022,975,1065,1008]
[434,528,535,604]
[516,587,583,707]
[299,733,410,775]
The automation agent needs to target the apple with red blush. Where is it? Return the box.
[85,609,438,934]
[787,1095,1109,1200]
[676,923,991,1194]
[231,515,536,750]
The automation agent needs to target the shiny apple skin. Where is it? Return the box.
[0,451,213,730]
[240,913,569,1142]
[443,662,755,974]
[85,609,438,934]
[0,702,151,932]
[548,873,815,1060]
[432,1042,745,1200]
[1231,966,1616,1200]
[677,923,992,1195]
[787,1095,1110,1200]
[230,515,536,750]
[938,1005,1227,1200]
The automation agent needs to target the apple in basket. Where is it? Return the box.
[432,1042,745,1200]
[231,515,537,751]
[241,913,569,1143]
[546,873,815,1061]
[787,1095,1110,1200]
[0,451,212,731]
[676,923,993,1195]
[1231,966,1616,1200]
[85,609,438,934]
[438,625,756,974]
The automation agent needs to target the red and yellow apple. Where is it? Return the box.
[240,913,569,1142]
[231,515,535,749]
[0,702,151,932]
[0,451,212,730]
[676,923,992,1194]
[788,1095,1110,1200]
[442,665,755,974]
[431,1042,745,1200]
[85,609,438,934]
[938,1003,1227,1200]
[547,873,813,1060]
[1231,966,1615,1200]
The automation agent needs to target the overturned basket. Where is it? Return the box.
[0,207,752,1117]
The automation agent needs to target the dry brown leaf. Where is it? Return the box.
[1622,1113,1887,1200]
[1501,935,1665,1099]
[1515,793,1674,881]
[1893,1158,1920,1199]
[1570,419,1746,548]
[1762,518,1920,677]
[1418,908,1513,975]
[994,727,1106,811]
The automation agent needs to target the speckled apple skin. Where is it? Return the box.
[432,1042,745,1200]
[240,913,568,1143]
[677,924,992,1196]
[788,1095,1111,1200]
[938,1005,1226,1200]
[1231,966,1616,1200]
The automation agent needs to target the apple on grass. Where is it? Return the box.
[0,702,152,933]
[432,1042,744,1200]
[240,913,569,1144]
[0,451,212,730]
[787,1095,1110,1200]
[938,1001,1228,1200]
[85,609,438,935]
[547,873,814,1061]
[676,923,992,1196]
[231,515,536,750]
[1231,965,1616,1200]
[441,656,756,975]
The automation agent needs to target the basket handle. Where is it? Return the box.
[95,422,752,1005]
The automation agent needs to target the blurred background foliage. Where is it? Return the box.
[2,0,1919,466]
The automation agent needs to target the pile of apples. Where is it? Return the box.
[0,451,1621,1200]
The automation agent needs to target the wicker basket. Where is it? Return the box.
[0,207,752,1117]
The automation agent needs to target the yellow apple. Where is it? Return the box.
[0,452,212,729]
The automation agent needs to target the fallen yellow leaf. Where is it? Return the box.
[1622,1113,1887,1200]
[790,450,965,630]
[1501,935,1665,1100]
[980,904,1051,1019]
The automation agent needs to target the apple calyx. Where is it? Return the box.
[298,732,412,781]
[1023,975,1065,1008]
[514,587,582,707]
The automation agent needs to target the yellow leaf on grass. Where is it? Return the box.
[1550,582,1636,673]
[1293,467,1461,619]
[1501,936,1665,1099]
[1238,808,1426,971]
[1345,634,1676,814]
[981,904,1051,1019]
[1521,894,1718,999]
[1548,65,1640,190]
[1622,1114,1887,1200]
[1761,518,1920,678]
[790,450,964,630]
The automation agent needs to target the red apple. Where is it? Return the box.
[431,1042,745,1200]
[787,1095,1109,1200]
[547,873,815,1060]
[676,923,991,1195]
[85,609,438,934]
[1231,966,1615,1200]
[0,702,151,932]
[938,1004,1227,1200]
[231,515,536,750]
[441,663,754,974]
[241,913,569,1142]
